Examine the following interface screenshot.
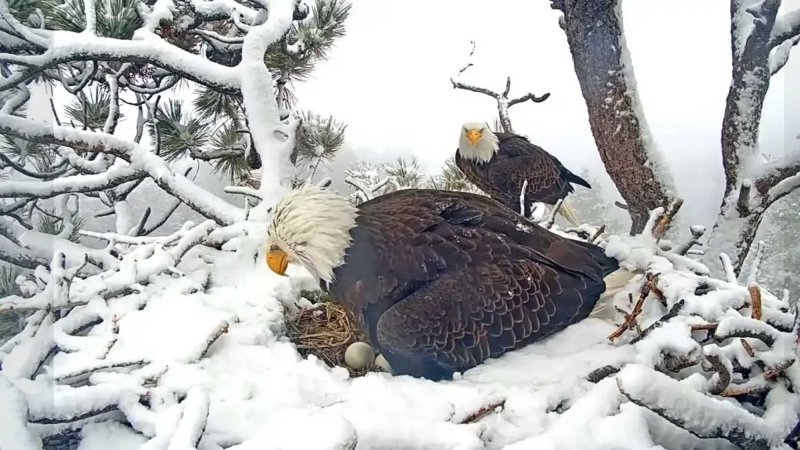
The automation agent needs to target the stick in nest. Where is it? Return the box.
[589,224,606,244]
[456,400,506,424]
[652,198,684,241]
[608,274,655,341]
[748,283,762,320]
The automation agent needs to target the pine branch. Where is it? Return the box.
[0,112,244,225]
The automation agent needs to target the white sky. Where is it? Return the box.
[294,0,799,228]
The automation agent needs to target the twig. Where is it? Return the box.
[456,400,506,424]
[748,283,763,320]
[609,276,656,341]
[704,353,732,395]
[586,365,621,383]
[652,197,684,240]
[719,253,738,284]
[543,198,564,230]
[629,300,686,344]
[589,224,606,244]
[740,338,756,358]
[746,242,766,285]
[676,225,707,256]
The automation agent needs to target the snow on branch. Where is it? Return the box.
[0,32,240,94]
[450,41,550,133]
[617,365,777,449]
[770,7,800,47]
[0,112,245,225]
[587,200,800,448]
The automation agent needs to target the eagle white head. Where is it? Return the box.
[264,184,358,284]
[458,121,499,164]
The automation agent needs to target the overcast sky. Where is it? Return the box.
[294,0,799,228]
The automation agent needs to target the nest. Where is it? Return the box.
[286,292,377,377]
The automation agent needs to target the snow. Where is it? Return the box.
[614,1,676,198]
[238,0,300,209]
[0,112,246,226]
[616,364,779,446]
[3,217,798,450]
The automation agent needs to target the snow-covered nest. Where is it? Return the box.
[1,205,799,450]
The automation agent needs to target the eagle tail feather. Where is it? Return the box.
[588,268,637,323]
[565,171,591,189]
[557,198,581,227]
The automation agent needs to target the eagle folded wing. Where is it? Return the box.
[487,154,568,206]
[374,258,594,379]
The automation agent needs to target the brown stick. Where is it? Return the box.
[589,224,606,243]
[457,400,506,424]
[748,284,762,320]
[652,198,684,240]
[608,277,653,341]
[691,323,719,332]
[740,339,755,358]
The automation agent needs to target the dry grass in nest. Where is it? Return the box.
[286,297,376,377]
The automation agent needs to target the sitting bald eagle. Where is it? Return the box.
[455,122,591,225]
[265,185,631,381]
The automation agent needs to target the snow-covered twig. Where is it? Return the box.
[543,198,563,229]
[519,179,528,217]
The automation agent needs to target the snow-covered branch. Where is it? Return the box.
[0,112,245,225]
[0,32,240,93]
[770,7,800,47]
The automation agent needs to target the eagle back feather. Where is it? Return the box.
[456,133,591,217]
[326,189,617,380]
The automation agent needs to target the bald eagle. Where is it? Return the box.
[265,185,631,381]
[455,122,591,225]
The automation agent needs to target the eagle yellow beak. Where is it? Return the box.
[266,248,289,276]
[466,129,482,146]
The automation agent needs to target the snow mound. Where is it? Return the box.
[1,214,799,450]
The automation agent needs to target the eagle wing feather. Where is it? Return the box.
[329,190,616,380]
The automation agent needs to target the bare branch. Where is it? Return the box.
[507,91,551,107]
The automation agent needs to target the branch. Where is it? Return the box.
[0,166,146,198]
[0,113,244,225]
[769,35,800,75]
[507,91,551,107]
[0,31,239,93]
[770,7,800,47]
[616,365,775,450]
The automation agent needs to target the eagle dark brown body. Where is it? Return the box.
[455,132,591,217]
[324,189,618,381]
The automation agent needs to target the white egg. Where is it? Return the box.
[374,354,392,373]
[344,342,375,370]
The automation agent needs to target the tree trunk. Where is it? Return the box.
[706,1,800,276]
[555,0,674,233]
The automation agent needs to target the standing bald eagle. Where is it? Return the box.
[455,122,591,225]
[265,185,631,381]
